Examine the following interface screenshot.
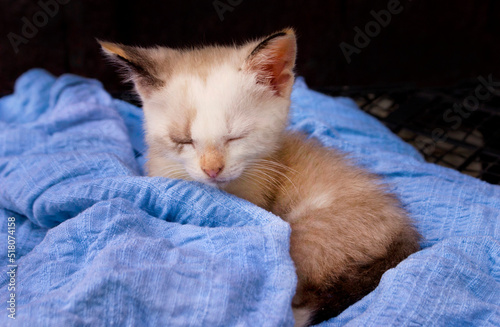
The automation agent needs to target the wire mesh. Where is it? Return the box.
[316,79,500,185]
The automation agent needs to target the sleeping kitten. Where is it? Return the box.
[100,29,421,326]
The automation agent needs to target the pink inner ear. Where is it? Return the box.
[275,72,292,89]
[247,36,296,96]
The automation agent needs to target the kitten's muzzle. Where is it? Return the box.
[200,146,225,179]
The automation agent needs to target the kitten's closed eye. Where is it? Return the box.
[225,130,251,144]
[226,136,244,143]
[171,136,194,146]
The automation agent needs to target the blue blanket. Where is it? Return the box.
[0,69,499,326]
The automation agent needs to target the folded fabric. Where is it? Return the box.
[0,69,498,326]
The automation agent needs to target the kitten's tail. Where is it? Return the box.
[292,226,421,326]
[293,306,314,327]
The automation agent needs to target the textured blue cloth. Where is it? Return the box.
[0,69,499,326]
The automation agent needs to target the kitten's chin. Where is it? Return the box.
[202,178,232,189]
[190,169,244,189]
[197,176,239,189]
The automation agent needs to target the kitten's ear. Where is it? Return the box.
[243,29,297,97]
[98,40,169,97]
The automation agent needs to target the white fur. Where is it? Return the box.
[293,307,313,327]
[287,192,335,223]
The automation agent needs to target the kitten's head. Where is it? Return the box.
[100,29,296,186]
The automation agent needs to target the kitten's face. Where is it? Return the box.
[100,29,296,186]
[144,67,290,186]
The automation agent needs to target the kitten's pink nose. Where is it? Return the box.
[200,147,225,179]
[203,166,223,178]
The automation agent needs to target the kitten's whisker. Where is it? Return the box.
[241,169,277,191]
[247,158,298,175]
[245,165,293,201]
[252,160,299,179]
[250,163,299,203]
[256,158,299,175]
[155,165,190,180]
[248,162,299,196]
[156,167,185,175]
[240,172,275,194]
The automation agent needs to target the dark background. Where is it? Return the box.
[1,0,499,94]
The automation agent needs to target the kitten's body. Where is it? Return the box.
[101,29,420,326]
